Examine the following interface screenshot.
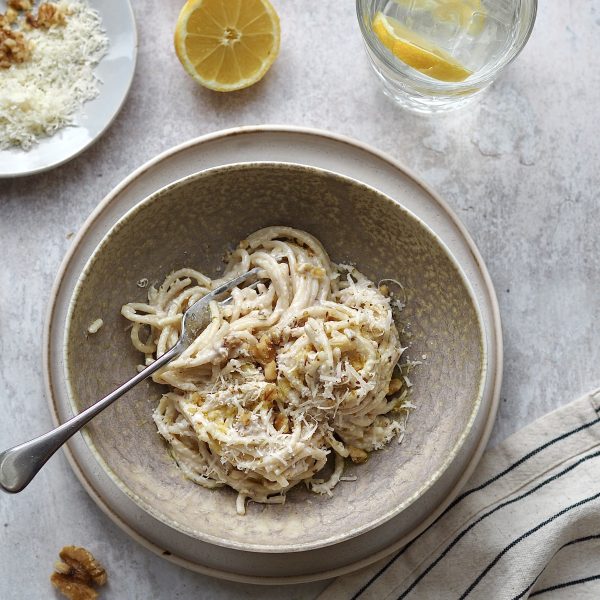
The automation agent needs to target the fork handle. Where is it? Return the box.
[0,344,180,494]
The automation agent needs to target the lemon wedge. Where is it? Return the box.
[372,12,472,82]
[174,0,280,92]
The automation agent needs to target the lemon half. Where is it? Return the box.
[373,12,472,83]
[175,0,280,92]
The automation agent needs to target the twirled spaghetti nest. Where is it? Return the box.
[122,227,411,514]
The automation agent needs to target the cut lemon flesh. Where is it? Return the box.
[175,0,280,92]
[373,12,472,82]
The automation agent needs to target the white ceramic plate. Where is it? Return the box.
[44,126,503,583]
[0,0,137,178]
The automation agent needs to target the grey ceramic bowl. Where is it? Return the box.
[65,162,485,553]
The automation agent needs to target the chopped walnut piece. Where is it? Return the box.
[348,351,365,371]
[50,546,107,600]
[378,283,390,296]
[251,334,276,364]
[0,8,18,28]
[27,2,67,28]
[0,27,31,68]
[387,378,403,396]
[264,360,277,382]
[7,7,18,23]
[24,11,36,28]
[39,2,66,26]
[8,0,32,11]
[274,412,289,433]
[297,263,326,279]
[348,446,368,464]
[262,382,279,405]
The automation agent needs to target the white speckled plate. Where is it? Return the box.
[0,0,137,178]
[44,126,503,583]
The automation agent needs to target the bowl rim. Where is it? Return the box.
[62,160,488,554]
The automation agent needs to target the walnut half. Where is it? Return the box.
[50,546,107,600]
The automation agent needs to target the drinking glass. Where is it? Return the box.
[357,0,537,113]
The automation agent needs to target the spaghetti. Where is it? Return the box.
[122,227,411,514]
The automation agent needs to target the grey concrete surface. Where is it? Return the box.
[1,1,599,598]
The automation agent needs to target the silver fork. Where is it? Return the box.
[0,267,260,494]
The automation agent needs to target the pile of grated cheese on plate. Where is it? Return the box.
[0,1,109,151]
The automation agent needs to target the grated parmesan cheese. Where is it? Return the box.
[0,1,109,150]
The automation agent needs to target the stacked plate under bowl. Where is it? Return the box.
[45,127,501,584]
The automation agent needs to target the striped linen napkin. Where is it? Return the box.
[317,388,600,600]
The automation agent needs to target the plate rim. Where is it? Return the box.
[0,0,138,178]
[43,125,503,583]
